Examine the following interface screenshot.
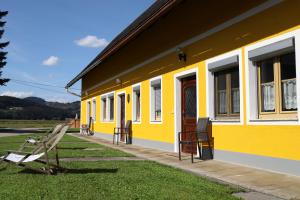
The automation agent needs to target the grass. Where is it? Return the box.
[0,120,65,128]
[0,134,132,158]
[0,134,241,200]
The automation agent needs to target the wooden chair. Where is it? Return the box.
[113,120,132,145]
[0,125,69,175]
[196,117,213,160]
[81,117,94,136]
[178,117,211,163]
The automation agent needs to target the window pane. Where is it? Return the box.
[109,97,114,120]
[260,59,274,83]
[136,91,141,121]
[260,59,275,112]
[280,53,296,80]
[216,73,227,114]
[103,99,107,120]
[230,68,240,114]
[154,86,161,120]
[280,53,297,111]
[184,86,196,118]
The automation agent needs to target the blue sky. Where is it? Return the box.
[0,0,154,102]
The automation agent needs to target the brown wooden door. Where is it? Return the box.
[181,76,197,154]
[120,94,126,142]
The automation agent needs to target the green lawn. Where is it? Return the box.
[0,120,65,128]
[0,134,241,200]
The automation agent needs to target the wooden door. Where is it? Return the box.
[120,94,126,142]
[181,76,197,154]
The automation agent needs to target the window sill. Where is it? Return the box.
[250,118,298,122]
[150,120,162,124]
[211,118,240,122]
[101,120,115,123]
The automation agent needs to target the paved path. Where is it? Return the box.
[70,133,300,200]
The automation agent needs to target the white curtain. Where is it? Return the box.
[262,83,275,111]
[218,90,227,114]
[282,79,297,110]
[232,88,240,113]
[154,87,161,118]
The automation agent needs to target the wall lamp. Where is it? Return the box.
[116,78,121,84]
[177,48,187,62]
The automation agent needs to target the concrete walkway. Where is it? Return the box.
[70,133,300,200]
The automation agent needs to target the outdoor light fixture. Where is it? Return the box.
[177,47,187,62]
[116,78,121,84]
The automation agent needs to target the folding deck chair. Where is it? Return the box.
[0,125,69,175]
[18,123,65,151]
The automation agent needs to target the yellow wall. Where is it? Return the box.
[80,1,300,161]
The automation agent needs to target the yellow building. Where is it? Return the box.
[66,0,300,176]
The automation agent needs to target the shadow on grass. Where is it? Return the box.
[57,147,87,150]
[19,167,118,175]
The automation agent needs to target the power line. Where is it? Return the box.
[11,81,68,95]
[10,78,81,90]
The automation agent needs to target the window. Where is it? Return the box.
[87,101,91,122]
[92,99,96,121]
[150,77,162,122]
[101,92,114,122]
[133,85,141,122]
[257,52,297,119]
[207,52,241,122]
[108,96,114,121]
[101,97,107,121]
[214,67,240,118]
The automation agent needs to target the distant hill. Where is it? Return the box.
[0,96,80,120]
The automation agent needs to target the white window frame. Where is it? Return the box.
[149,76,163,124]
[100,91,115,123]
[116,91,126,128]
[206,49,244,125]
[86,100,91,124]
[245,29,300,125]
[132,83,142,124]
[92,98,96,123]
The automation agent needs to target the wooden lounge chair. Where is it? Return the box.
[113,120,132,145]
[178,117,211,163]
[81,117,94,136]
[0,125,69,175]
[18,123,65,151]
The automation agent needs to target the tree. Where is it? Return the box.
[0,10,9,86]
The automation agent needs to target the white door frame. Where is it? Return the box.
[116,91,126,142]
[173,68,199,153]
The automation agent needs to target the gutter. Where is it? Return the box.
[66,88,81,98]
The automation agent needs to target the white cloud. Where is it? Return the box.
[75,35,109,48]
[42,56,59,66]
[1,91,33,98]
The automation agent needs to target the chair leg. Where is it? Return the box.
[117,133,119,145]
[198,142,202,159]
[178,142,181,161]
[113,133,115,144]
[55,146,59,167]
[43,143,51,175]
[191,143,194,163]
